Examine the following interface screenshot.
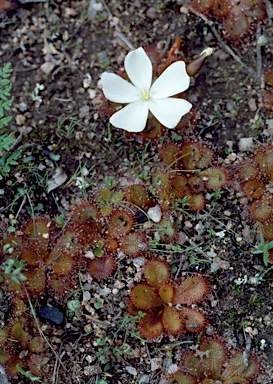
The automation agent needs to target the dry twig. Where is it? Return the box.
[101,0,135,50]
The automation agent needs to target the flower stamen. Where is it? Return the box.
[140,89,152,101]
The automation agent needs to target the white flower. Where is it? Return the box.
[101,47,192,132]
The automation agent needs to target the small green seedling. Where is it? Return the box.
[210,188,224,200]
[94,298,104,309]
[7,213,17,233]
[255,266,273,283]
[53,212,67,228]
[56,113,81,139]
[103,176,115,188]
[0,149,22,177]
[252,223,273,266]
[155,340,192,358]
[16,365,42,382]
[67,299,81,318]
[1,258,27,284]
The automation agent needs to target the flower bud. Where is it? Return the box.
[186,47,214,76]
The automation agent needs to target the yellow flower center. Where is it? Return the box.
[140,89,152,101]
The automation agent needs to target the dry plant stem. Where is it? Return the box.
[243,335,252,367]
[9,134,22,151]
[189,239,212,260]
[161,37,172,57]
[53,337,83,383]
[15,194,26,220]
[116,31,135,50]
[188,6,258,82]
[101,0,135,50]
[85,315,109,328]
[52,349,66,384]
[26,188,36,231]
[101,0,111,16]
[174,255,184,279]
[263,0,273,25]
[64,52,77,71]
[0,20,14,28]
[256,23,263,79]
[145,343,151,360]
[174,254,188,279]
[24,287,67,372]
[52,65,74,81]
[18,0,46,3]
[242,321,252,367]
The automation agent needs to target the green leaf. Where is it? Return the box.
[16,365,42,382]
[67,299,81,312]
[94,298,104,309]
[48,152,60,161]
[0,134,15,151]
[0,115,12,128]
[0,62,13,129]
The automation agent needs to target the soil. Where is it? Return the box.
[1,0,273,383]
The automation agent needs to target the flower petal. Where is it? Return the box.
[101,72,140,103]
[110,100,149,132]
[151,61,190,98]
[124,47,152,91]
[148,97,192,128]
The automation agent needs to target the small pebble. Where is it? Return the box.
[146,6,157,19]
[125,366,137,376]
[18,102,28,112]
[266,118,273,129]
[210,262,220,272]
[85,251,95,259]
[167,364,178,374]
[139,374,150,383]
[79,105,90,118]
[210,299,218,307]
[177,232,188,245]
[15,114,26,125]
[218,260,230,270]
[260,339,266,350]
[147,205,162,223]
[38,305,64,325]
[238,137,255,152]
[88,89,96,99]
[184,220,193,228]
[40,62,55,74]
[0,366,9,384]
[248,98,257,111]
[99,287,111,295]
[64,7,77,17]
[226,153,237,162]
[83,291,91,301]
[226,140,233,148]
[150,358,162,371]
